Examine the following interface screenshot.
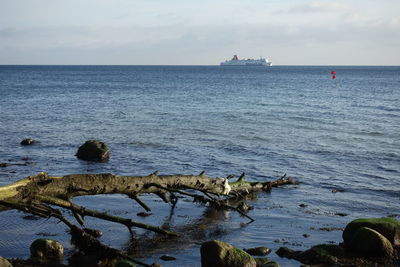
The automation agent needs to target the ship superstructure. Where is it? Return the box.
[220,55,272,66]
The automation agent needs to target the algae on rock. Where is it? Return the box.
[200,240,257,267]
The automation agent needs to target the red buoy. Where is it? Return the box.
[331,71,336,75]
[332,75,336,79]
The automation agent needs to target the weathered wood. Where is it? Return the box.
[36,194,178,237]
[0,172,297,203]
[0,172,297,266]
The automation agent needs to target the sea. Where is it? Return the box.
[0,65,399,266]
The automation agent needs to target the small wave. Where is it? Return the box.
[377,166,399,173]
[376,105,400,112]
[353,131,384,136]
[129,141,169,149]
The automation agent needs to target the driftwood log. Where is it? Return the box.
[0,172,297,266]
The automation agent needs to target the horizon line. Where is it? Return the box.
[1,64,399,67]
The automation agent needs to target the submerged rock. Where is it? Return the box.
[21,138,36,145]
[201,240,256,267]
[75,140,109,162]
[30,238,64,260]
[160,254,176,261]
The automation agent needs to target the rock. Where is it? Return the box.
[30,238,64,260]
[348,227,393,257]
[201,240,257,267]
[243,246,271,256]
[75,140,110,162]
[137,212,152,217]
[276,247,297,258]
[160,255,176,261]
[298,244,343,265]
[277,244,344,265]
[343,217,400,246]
[21,138,36,145]
[0,257,12,267]
[254,258,280,267]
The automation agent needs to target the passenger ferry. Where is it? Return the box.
[220,55,272,66]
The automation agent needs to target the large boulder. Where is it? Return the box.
[75,140,109,162]
[347,227,393,257]
[343,217,400,246]
[30,238,64,260]
[200,240,256,267]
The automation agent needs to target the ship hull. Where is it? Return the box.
[220,56,272,66]
[220,62,272,66]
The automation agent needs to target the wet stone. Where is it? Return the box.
[30,238,64,260]
[21,138,36,145]
[243,246,272,256]
[160,255,176,261]
[137,212,152,217]
[75,140,110,162]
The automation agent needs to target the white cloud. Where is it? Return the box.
[276,1,349,14]
[0,0,399,65]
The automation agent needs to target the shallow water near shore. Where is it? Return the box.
[0,65,399,266]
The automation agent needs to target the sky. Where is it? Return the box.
[0,0,399,65]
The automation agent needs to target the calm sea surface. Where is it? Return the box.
[0,65,399,266]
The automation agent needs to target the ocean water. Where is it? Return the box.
[0,65,399,266]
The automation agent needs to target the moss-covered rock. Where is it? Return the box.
[0,257,12,267]
[300,244,344,265]
[201,240,257,267]
[348,227,393,257]
[244,246,271,256]
[75,140,110,162]
[30,238,64,260]
[343,217,400,246]
[276,244,344,265]
[277,218,400,266]
[254,257,280,267]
